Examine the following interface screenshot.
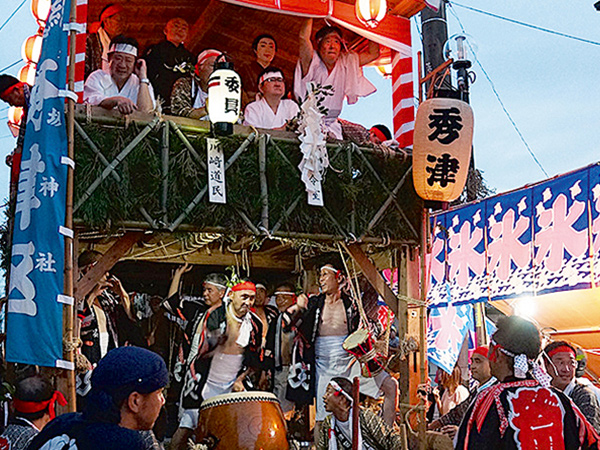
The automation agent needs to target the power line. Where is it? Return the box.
[450,1,600,48]
[0,0,29,34]
[0,60,22,73]
[447,5,550,178]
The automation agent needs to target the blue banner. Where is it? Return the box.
[6,0,71,367]
[428,163,598,306]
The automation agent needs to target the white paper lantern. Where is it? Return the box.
[22,33,44,64]
[207,61,241,135]
[355,0,387,29]
[18,63,37,86]
[413,98,474,202]
[31,0,51,26]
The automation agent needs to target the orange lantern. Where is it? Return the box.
[22,33,44,64]
[31,0,51,26]
[413,98,474,202]
[355,0,387,28]
[377,64,392,79]
[18,63,37,86]
[8,106,24,137]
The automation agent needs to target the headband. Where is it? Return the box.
[274,291,295,296]
[255,283,266,291]
[100,4,124,23]
[320,266,339,275]
[259,70,283,85]
[0,82,23,100]
[546,345,576,359]
[197,49,222,67]
[108,43,138,57]
[369,127,387,143]
[490,339,552,387]
[203,280,227,290]
[472,346,489,359]
[231,281,256,292]
[329,380,353,404]
[13,390,67,420]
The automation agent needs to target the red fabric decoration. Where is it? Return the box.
[369,126,387,143]
[13,390,67,420]
[231,281,256,292]
[472,346,489,359]
[100,4,124,23]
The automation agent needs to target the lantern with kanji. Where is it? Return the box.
[355,0,387,28]
[207,58,241,136]
[413,98,473,202]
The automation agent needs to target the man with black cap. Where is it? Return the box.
[0,74,31,187]
[294,19,379,140]
[28,346,168,450]
[0,376,64,449]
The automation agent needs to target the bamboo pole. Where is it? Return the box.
[352,377,360,450]
[258,134,269,231]
[62,0,78,412]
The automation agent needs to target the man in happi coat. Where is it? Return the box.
[456,315,600,450]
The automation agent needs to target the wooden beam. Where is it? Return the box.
[187,0,228,51]
[75,231,145,301]
[343,243,406,337]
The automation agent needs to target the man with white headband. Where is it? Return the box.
[168,275,263,450]
[171,49,222,120]
[456,315,600,449]
[243,67,299,130]
[84,36,156,115]
[317,377,404,450]
[294,19,379,140]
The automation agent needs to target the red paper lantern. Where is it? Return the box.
[18,63,37,85]
[22,33,44,64]
[413,98,474,202]
[31,0,51,26]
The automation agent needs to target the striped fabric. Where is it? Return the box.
[73,0,88,102]
[391,48,414,148]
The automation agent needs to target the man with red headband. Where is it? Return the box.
[170,279,263,450]
[544,341,600,432]
[428,345,496,439]
[0,376,64,449]
[294,19,379,140]
[0,74,31,188]
[85,3,127,79]
[456,316,600,449]
[171,49,222,120]
[84,35,155,115]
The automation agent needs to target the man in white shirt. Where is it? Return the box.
[244,67,299,130]
[84,36,155,115]
[294,20,379,140]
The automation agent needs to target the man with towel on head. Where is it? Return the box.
[171,49,222,120]
[84,35,156,114]
[170,280,264,450]
[317,377,405,450]
[294,19,379,140]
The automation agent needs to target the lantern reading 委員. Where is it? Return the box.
[413,98,473,202]
[207,60,241,136]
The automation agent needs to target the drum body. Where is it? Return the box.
[343,328,386,377]
[196,391,289,450]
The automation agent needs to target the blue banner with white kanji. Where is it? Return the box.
[6,0,71,367]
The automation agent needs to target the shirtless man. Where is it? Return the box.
[171,281,263,450]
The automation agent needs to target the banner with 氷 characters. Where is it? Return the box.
[6,0,72,368]
[427,163,600,307]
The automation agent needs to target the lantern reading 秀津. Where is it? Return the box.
[413,98,474,202]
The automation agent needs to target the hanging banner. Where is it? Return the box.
[6,0,72,368]
[207,138,227,204]
[428,163,598,307]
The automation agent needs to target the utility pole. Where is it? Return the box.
[420,2,451,94]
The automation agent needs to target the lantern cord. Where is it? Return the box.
[0,59,21,73]
[447,6,549,179]
[0,0,29,34]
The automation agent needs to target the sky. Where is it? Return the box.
[1,0,600,199]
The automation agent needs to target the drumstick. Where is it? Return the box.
[352,377,360,450]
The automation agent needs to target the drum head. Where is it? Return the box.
[343,328,370,350]
[200,391,279,410]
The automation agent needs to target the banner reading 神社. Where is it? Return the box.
[6,0,72,368]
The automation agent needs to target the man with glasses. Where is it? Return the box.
[243,67,299,130]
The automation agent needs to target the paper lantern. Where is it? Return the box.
[18,63,37,85]
[31,0,51,25]
[377,64,392,79]
[413,98,474,202]
[355,0,387,28]
[22,33,43,64]
[207,61,241,135]
[8,106,24,137]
